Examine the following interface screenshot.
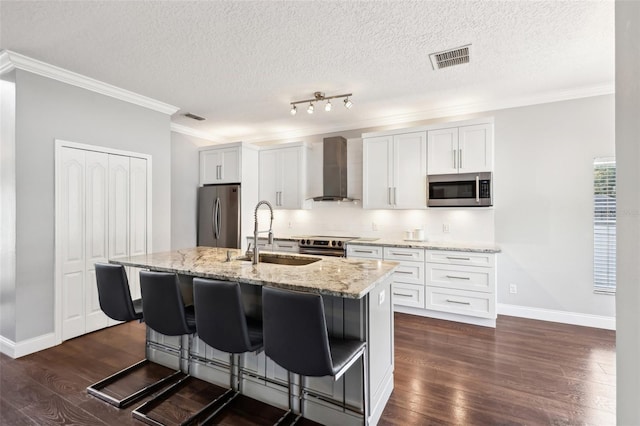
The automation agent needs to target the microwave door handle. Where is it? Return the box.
[476,176,480,203]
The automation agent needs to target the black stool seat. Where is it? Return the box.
[86,263,182,408]
[263,286,369,424]
[189,278,264,424]
[132,271,199,426]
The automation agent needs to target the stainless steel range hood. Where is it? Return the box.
[312,136,355,202]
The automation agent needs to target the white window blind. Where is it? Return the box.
[593,157,616,293]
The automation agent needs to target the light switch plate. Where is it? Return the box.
[379,289,385,305]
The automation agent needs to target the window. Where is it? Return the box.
[593,157,616,293]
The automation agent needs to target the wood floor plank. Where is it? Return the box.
[0,314,616,425]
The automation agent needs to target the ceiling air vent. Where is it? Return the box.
[429,44,471,70]
[184,112,206,121]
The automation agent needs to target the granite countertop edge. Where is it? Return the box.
[346,239,501,253]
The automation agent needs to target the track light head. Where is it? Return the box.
[344,97,353,109]
[290,105,297,115]
[307,102,314,114]
[325,100,332,112]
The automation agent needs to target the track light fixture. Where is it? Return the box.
[290,91,353,116]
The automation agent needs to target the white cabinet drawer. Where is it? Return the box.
[426,264,493,293]
[392,283,425,308]
[274,241,299,253]
[346,245,383,259]
[425,286,494,318]
[383,247,425,262]
[392,262,425,285]
[426,250,494,267]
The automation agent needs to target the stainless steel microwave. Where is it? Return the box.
[427,172,493,207]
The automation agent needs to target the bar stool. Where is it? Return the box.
[87,263,182,408]
[189,278,264,424]
[132,270,197,425]
[262,286,369,425]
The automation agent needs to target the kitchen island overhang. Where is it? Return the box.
[111,247,398,426]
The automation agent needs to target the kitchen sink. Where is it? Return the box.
[236,253,321,266]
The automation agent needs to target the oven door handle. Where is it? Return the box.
[299,248,345,257]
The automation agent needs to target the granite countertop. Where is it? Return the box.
[110,247,398,299]
[347,238,501,253]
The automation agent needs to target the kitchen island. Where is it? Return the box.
[111,247,398,425]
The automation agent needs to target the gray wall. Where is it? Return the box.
[1,71,17,341]
[493,95,616,317]
[616,0,640,422]
[170,132,201,250]
[12,70,171,342]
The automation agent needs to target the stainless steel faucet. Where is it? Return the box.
[253,200,274,265]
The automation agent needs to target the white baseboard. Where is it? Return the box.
[394,305,497,328]
[0,332,58,359]
[497,303,616,330]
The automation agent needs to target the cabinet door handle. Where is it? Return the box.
[391,252,413,257]
[393,187,397,205]
[476,175,480,203]
[279,244,294,248]
[446,256,471,261]
[446,299,471,305]
[453,149,456,169]
[393,292,413,298]
[459,148,463,169]
[395,270,413,274]
[446,275,470,280]
[354,249,373,253]
[388,187,392,205]
[219,164,224,180]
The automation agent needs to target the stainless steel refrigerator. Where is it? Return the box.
[197,184,241,248]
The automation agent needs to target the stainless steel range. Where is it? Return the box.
[297,236,357,257]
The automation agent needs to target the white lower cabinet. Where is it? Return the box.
[425,250,496,323]
[347,244,497,326]
[383,247,425,309]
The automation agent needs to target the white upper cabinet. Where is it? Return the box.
[363,131,427,209]
[200,145,241,184]
[259,143,307,209]
[458,124,493,173]
[427,123,493,175]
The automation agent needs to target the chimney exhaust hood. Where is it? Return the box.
[312,136,355,202]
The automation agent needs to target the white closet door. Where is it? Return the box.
[128,157,147,301]
[60,147,86,340]
[85,151,110,332]
[108,155,130,259]
[108,155,130,325]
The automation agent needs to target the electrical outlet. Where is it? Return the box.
[443,224,450,233]
[509,284,517,294]
[372,222,378,231]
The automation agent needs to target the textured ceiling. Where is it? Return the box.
[0,1,614,143]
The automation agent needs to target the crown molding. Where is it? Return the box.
[170,123,223,144]
[0,50,179,115]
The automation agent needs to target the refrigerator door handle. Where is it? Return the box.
[216,197,222,238]
[214,197,221,239]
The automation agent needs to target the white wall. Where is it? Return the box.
[493,95,615,318]
[170,132,200,250]
[615,0,640,422]
[8,70,171,342]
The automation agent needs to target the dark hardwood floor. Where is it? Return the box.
[0,313,615,425]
